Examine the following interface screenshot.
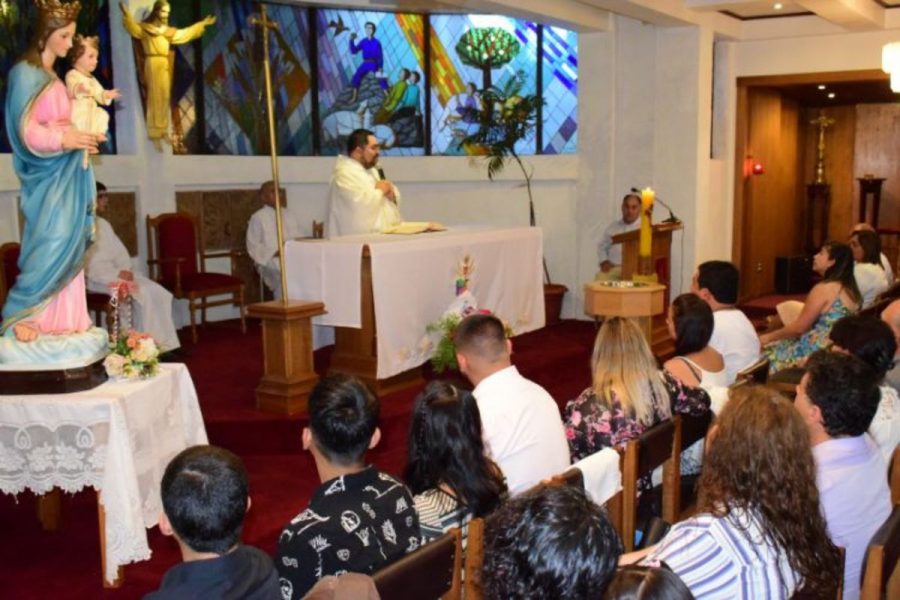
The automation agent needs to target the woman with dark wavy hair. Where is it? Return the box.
[762,241,861,373]
[404,381,507,542]
[627,385,842,598]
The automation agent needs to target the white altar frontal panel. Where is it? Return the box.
[284,226,546,379]
[0,364,207,582]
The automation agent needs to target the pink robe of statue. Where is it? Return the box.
[20,79,92,335]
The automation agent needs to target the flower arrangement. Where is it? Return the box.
[104,330,160,379]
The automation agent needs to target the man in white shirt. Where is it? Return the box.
[453,313,570,494]
[85,182,181,352]
[326,128,402,237]
[795,351,890,600]
[246,181,303,299]
[880,299,900,393]
[692,260,760,384]
[596,193,642,281]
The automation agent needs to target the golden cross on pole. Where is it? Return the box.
[249,4,288,305]
[810,109,836,185]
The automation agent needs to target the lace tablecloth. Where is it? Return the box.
[0,364,208,582]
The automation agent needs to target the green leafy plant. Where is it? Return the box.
[455,27,519,90]
[426,313,462,373]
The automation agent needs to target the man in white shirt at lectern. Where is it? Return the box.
[326,128,402,237]
[596,192,642,281]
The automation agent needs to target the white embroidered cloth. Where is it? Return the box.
[0,364,207,582]
[284,226,545,378]
[571,447,622,506]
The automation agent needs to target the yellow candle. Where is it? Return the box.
[639,187,654,257]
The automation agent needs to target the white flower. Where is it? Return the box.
[132,338,158,362]
[103,353,126,376]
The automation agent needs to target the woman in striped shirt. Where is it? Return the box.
[629,386,841,599]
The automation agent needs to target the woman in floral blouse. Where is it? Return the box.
[564,317,710,463]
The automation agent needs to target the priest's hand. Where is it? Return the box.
[376,180,396,203]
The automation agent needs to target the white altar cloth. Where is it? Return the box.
[0,364,207,582]
[284,226,545,379]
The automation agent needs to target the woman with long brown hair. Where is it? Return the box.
[632,386,841,598]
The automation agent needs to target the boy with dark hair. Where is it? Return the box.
[795,351,890,600]
[275,374,419,600]
[145,445,279,599]
[692,260,759,384]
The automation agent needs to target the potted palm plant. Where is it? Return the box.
[459,73,568,325]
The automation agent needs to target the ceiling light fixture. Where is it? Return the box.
[828,92,836,99]
[774,2,783,10]
[883,42,900,93]
[818,84,826,90]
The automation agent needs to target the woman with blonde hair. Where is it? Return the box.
[563,317,710,462]
[630,386,842,598]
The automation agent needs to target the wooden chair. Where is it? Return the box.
[372,528,462,600]
[1,242,114,332]
[735,357,770,384]
[146,212,246,343]
[860,504,900,600]
[671,412,712,517]
[464,517,486,600]
[611,419,678,552]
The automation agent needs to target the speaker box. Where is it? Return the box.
[775,255,812,294]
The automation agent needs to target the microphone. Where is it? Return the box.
[377,167,386,181]
[630,187,680,224]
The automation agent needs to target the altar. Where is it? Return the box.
[0,364,207,585]
[283,226,545,392]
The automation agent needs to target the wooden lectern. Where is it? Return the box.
[611,221,682,309]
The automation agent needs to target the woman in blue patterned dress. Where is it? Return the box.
[761,242,860,373]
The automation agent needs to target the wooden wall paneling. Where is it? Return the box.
[105,192,138,256]
[855,104,900,269]
[732,84,748,295]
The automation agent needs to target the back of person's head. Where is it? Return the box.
[670,293,714,356]
[698,385,840,598]
[591,317,669,426]
[453,313,509,365]
[404,381,506,517]
[160,445,249,555]
[803,350,880,438]
[851,230,882,266]
[829,315,897,379]
[821,241,862,304]
[308,374,379,466]
[482,485,622,599]
[96,181,107,194]
[696,261,739,305]
[346,128,374,156]
[602,566,694,600]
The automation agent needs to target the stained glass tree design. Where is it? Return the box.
[454,27,520,90]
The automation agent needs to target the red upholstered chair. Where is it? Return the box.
[146,212,246,343]
[1,242,115,331]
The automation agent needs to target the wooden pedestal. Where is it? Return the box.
[0,358,107,395]
[247,300,325,415]
[583,281,667,347]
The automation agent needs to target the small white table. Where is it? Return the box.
[0,364,207,584]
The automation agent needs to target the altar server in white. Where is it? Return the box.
[326,128,402,237]
[86,183,181,352]
[246,180,304,299]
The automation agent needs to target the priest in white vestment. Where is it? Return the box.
[86,183,181,351]
[326,128,402,237]
[246,180,304,299]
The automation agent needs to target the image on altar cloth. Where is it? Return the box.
[169,1,312,156]
[0,0,117,154]
[316,9,426,157]
[429,15,538,156]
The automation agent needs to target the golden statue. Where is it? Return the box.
[120,1,215,149]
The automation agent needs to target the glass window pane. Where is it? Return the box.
[541,26,577,154]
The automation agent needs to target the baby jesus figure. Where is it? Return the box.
[65,35,120,167]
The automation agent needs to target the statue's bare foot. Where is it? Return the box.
[13,322,39,343]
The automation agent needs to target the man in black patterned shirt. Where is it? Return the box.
[275,374,420,600]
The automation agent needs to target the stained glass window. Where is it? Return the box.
[429,15,538,156]
[316,9,425,157]
[541,26,577,154]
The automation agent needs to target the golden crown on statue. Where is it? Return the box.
[35,0,82,21]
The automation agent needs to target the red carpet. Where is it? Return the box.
[0,318,596,599]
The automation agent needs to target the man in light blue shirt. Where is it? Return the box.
[596,193,642,281]
[795,351,890,600]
